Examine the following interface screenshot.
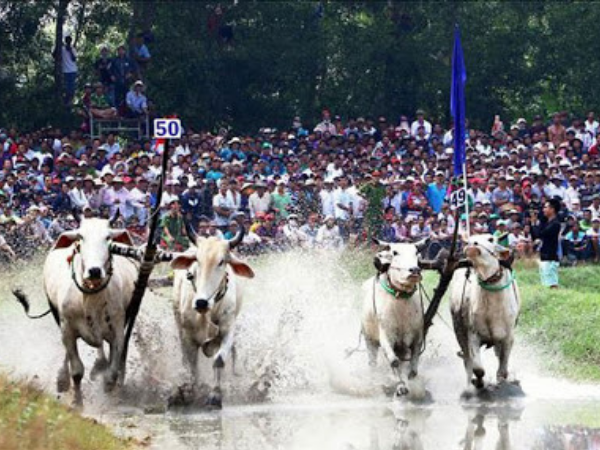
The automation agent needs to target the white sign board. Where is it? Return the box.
[153,118,182,139]
[450,188,467,211]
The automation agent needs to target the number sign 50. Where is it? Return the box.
[154,118,182,139]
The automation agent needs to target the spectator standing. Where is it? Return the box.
[94,45,114,102]
[111,45,134,108]
[410,109,432,138]
[272,181,292,220]
[532,199,562,289]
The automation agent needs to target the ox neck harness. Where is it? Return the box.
[186,271,229,304]
[477,266,516,292]
[69,242,114,295]
[380,273,417,299]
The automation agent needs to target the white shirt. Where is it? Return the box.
[248,192,271,218]
[212,192,235,226]
[319,189,336,217]
[585,120,599,136]
[104,187,131,218]
[227,190,242,211]
[564,186,580,211]
[68,188,88,209]
[334,188,353,220]
[410,119,432,138]
[316,224,343,249]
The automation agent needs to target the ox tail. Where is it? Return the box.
[12,289,52,319]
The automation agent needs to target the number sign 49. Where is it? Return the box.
[154,118,182,139]
[450,188,467,210]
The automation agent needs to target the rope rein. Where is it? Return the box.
[186,270,229,304]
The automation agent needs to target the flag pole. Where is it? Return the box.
[463,161,470,236]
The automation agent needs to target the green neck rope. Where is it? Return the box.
[380,276,417,299]
[477,268,516,291]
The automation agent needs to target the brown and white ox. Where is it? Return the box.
[361,239,431,397]
[170,230,254,408]
[14,218,137,406]
[449,234,521,389]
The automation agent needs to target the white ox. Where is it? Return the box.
[361,239,429,397]
[170,230,254,408]
[449,234,521,389]
[15,218,137,406]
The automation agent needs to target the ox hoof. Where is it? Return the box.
[395,383,409,398]
[471,377,485,390]
[214,356,225,369]
[103,372,118,393]
[90,358,109,381]
[57,375,71,393]
[206,389,223,409]
[72,391,83,409]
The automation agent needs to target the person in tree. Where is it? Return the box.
[94,45,114,103]
[55,35,78,106]
[110,45,134,109]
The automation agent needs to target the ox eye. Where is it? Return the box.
[218,259,225,267]
[392,251,398,256]
[488,237,494,243]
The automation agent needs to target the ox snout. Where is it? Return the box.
[408,266,422,280]
[195,299,209,313]
[465,246,481,259]
[86,267,104,280]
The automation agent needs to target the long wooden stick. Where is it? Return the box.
[119,138,170,381]
[423,208,461,335]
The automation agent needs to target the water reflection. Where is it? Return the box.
[458,405,522,450]
[534,425,600,450]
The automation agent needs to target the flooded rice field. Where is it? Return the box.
[1,251,600,449]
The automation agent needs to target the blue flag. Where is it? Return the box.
[450,25,467,176]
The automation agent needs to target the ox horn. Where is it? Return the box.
[228,227,245,250]
[372,237,391,250]
[414,237,431,253]
[109,209,120,227]
[183,218,199,245]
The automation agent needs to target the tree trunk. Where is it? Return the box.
[54,0,69,102]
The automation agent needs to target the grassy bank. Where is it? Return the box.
[0,374,131,450]
[517,262,600,380]
[343,250,600,381]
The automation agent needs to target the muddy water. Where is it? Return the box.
[2,251,600,450]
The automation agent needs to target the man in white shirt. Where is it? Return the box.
[212,179,235,227]
[316,216,343,249]
[410,109,432,138]
[129,177,150,225]
[585,111,599,136]
[103,176,131,219]
[545,175,566,200]
[564,176,581,211]
[58,35,77,105]
[319,178,336,218]
[248,181,271,218]
[67,176,88,210]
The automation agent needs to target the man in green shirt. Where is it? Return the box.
[161,199,189,251]
[271,181,292,220]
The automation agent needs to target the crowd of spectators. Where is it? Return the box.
[1,109,600,264]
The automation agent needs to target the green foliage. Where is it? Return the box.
[3,1,600,131]
[0,374,131,450]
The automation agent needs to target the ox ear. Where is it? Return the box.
[228,255,255,278]
[110,229,134,247]
[53,231,79,250]
[170,254,196,270]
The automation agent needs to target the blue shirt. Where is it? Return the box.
[427,183,447,213]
